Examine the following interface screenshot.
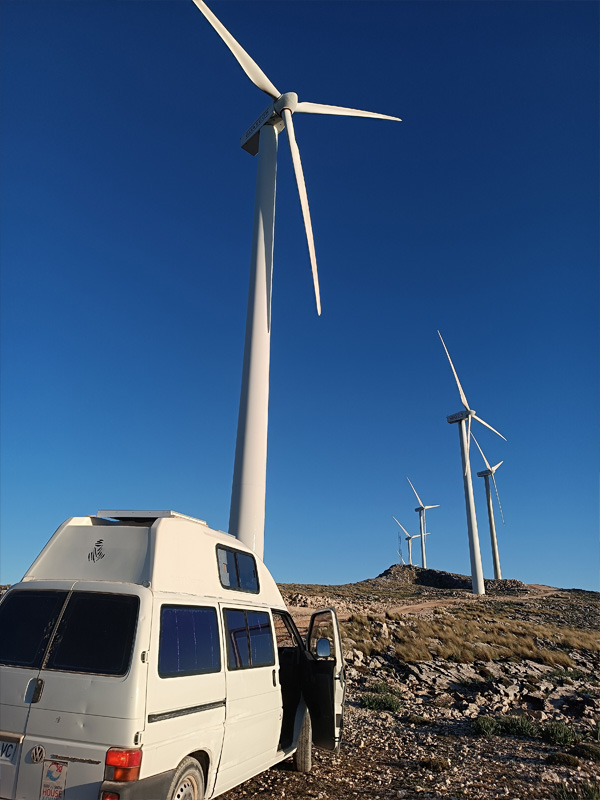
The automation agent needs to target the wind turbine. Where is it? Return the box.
[406,478,439,569]
[191,0,401,561]
[393,516,425,568]
[396,531,406,566]
[438,331,506,595]
[471,432,505,580]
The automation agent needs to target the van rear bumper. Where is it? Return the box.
[99,769,175,800]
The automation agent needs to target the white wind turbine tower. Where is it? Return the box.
[438,331,506,595]
[192,1,401,560]
[392,517,422,566]
[406,478,439,569]
[471,432,505,580]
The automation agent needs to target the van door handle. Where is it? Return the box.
[272,669,277,687]
[31,679,44,703]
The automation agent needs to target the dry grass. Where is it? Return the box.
[340,602,598,667]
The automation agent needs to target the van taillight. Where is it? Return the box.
[101,794,120,800]
[104,748,142,781]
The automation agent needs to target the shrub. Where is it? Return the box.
[404,713,430,726]
[359,692,401,713]
[498,715,540,738]
[546,753,581,768]
[368,681,403,698]
[570,743,600,763]
[542,721,581,747]
[420,757,450,773]
[473,715,500,737]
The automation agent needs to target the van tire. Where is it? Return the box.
[293,711,312,773]
[166,757,205,800]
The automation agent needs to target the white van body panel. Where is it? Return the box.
[143,594,226,789]
[213,604,282,795]
[22,514,285,609]
[0,513,345,800]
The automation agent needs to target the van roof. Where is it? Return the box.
[21,513,285,607]
[97,510,208,524]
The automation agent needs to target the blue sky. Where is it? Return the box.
[1,0,598,592]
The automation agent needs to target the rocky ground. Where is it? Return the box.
[223,567,600,800]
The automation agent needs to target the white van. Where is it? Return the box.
[0,510,345,800]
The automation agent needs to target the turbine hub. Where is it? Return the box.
[274,92,298,115]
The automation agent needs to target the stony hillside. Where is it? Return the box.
[229,566,600,800]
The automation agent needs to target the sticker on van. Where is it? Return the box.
[40,760,67,799]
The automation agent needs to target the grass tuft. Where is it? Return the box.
[555,783,600,800]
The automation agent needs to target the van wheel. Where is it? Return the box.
[292,710,312,773]
[167,757,204,800]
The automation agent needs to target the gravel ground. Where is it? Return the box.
[221,575,599,800]
[222,683,600,800]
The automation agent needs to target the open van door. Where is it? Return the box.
[303,608,345,752]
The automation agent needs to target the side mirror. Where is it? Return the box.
[316,638,331,659]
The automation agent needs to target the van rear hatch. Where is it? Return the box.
[0,582,150,800]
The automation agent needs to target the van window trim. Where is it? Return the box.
[215,545,260,594]
[223,607,275,671]
[158,603,222,679]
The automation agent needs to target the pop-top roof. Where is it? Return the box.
[97,510,207,524]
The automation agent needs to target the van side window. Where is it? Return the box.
[216,546,259,593]
[224,609,274,670]
[159,606,221,678]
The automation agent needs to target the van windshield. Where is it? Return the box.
[0,590,139,676]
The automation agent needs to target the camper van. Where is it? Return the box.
[0,511,345,800]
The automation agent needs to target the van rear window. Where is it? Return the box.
[0,591,68,669]
[46,592,139,676]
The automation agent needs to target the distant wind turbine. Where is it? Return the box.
[471,432,505,580]
[438,331,506,595]
[406,478,439,569]
[396,532,406,565]
[192,0,401,560]
[392,517,422,567]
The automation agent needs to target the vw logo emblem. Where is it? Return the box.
[30,745,45,764]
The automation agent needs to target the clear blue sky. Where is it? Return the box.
[1,1,598,592]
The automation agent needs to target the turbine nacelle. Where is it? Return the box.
[274,92,299,114]
[447,409,471,424]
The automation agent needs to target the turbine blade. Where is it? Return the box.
[471,432,492,472]
[473,414,507,441]
[491,472,505,524]
[296,101,401,122]
[392,516,410,537]
[492,461,504,472]
[424,504,440,510]
[191,0,280,99]
[438,331,470,411]
[281,109,321,315]
[406,477,424,508]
